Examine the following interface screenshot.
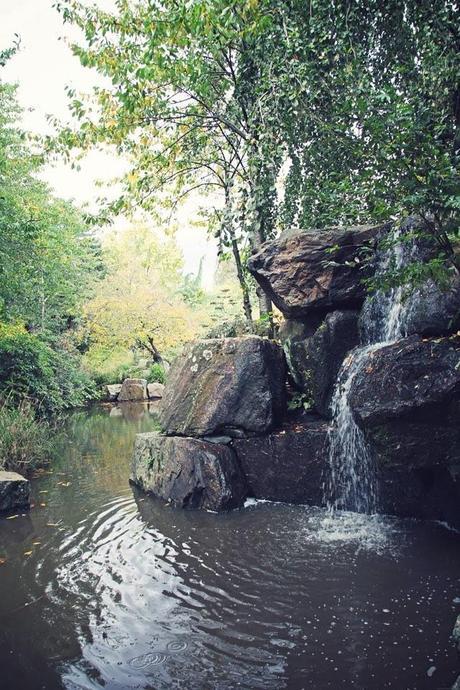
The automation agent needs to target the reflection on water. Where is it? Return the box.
[0,404,459,690]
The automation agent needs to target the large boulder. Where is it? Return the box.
[247,224,385,318]
[349,336,460,468]
[281,310,360,417]
[131,432,247,511]
[0,471,30,513]
[147,382,165,399]
[232,418,328,504]
[159,336,286,438]
[118,378,148,401]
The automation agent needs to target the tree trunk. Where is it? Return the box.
[231,238,253,324]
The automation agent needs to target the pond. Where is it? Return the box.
[0,404,459,690]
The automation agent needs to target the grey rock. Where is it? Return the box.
[131,432,248,511]
[118,378,148,401]
[281,310,360,417]
[105,384,122,402]
[453,614,460,651]
[0,471,30,513]
[147,382,165,399]
[160,336,286,438]
[404,273,460,337]
[349,336,460,468]
[248,224,385,318]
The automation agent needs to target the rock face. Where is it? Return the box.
[0,471,30,512]
[131,432,247,511]
[105,384,122,402]
[147,382,165,399]
[453,615,460,652]
[349,336,460,468]
[160,336,286,438]
[118,378,148,401]
[248,224,385,318]
[404,273,460,337]
[281,310,360,416]
[232,418,328,504]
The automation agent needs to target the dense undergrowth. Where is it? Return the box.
[0,402,62,474]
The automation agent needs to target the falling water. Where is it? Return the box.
[325,227,416,514]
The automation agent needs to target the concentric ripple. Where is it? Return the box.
[0,404,459,690]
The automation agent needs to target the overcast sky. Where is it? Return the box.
[1,0,218,286]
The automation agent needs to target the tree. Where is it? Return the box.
[53,0,459,307]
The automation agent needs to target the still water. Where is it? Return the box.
[0,404,459,690]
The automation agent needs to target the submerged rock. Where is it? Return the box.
[131,432,247,511]
[0,471,30,513]
[160,336,286,438]
[248,224,384,318]
[281,310,360,417]
[232,418,328,504]
[147,382,165,399]
[349,336,460,468]
[118,378,148,401]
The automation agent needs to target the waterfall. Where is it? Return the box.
[325,227,415,514]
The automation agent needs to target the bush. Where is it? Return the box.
[147,363,166,384]
[0,402,60,474]
[0,324,97,414]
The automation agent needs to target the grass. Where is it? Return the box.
[0,401,61,475]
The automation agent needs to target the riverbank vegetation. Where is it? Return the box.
[1,0,459,470]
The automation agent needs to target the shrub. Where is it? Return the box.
[0,402,60,474]
[147,363,166,384]
[0,324,97,414]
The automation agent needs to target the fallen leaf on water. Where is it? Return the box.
[46,523,60,527]
[38,490,48,494]
[6,515,18,520]
[23,551,33,556]
[0,558,6,565]
[32,541,41,546]
[40,503,47,508]
[61,482,71,487]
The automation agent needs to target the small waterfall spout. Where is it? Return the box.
[325,227,415,514]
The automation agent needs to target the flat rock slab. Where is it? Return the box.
[131,433,248,511]
[0,470,30,513]
[232,419,328,504]
[160,336,286,438]
[118,378,148,401]
[248,224,384,318]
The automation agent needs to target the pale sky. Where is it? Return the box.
[1,0,218,286]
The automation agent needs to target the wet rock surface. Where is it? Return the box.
[160,336,286,438]
[232,417,328,504]
[131,432,247,511]
[282,310,360,417]
[248,224,384,317]
[349,336,460,468]
[0,471,30,513]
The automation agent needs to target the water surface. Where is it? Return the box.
[0,404,459,690]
